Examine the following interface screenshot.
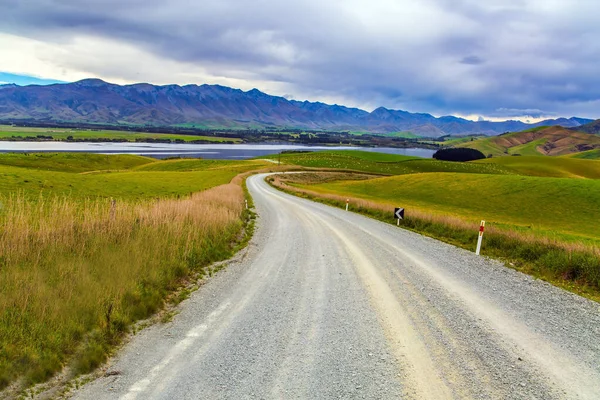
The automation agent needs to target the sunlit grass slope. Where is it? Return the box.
[0,153,153,173]
[565,149,600,160]
[477,156,600,179]
[0,154,269,199]
[272,150,513,175]
[136,158,268,172]
[302,173,600,244]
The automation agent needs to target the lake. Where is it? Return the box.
[0,142,436,159]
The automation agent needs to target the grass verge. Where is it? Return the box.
[0,181,247,391]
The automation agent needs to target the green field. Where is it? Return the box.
[475,156,600,179]
[275,149,600,180]
[301,173,600,244]
[0,153,267,199]
[440,136,487,146]
[267,150,514,175]
[566,149,600,159]
[0,152,154,173]
[0,152,268,390]
[135,158,267,172]
[0,125,241,143]
[276,150,600,244]
[506,139,547,156]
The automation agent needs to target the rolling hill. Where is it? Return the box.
[458,126,600,157]
[0,79,591,136]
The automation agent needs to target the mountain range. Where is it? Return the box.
[0,79,593,137]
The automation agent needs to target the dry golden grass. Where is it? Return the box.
[0,183,244,389]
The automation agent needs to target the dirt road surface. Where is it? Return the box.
[73,173,600,399]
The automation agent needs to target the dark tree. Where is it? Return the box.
[433,148,486,162]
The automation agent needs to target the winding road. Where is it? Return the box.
[73,173,600,400]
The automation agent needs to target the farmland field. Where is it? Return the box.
[0,125,242,143]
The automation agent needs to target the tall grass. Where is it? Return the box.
[0,183,244,388]
[269,175,600,297]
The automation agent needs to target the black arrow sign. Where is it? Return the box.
[394,208,404,220]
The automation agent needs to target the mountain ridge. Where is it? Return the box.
[570,119,600,135]
[0,78,593,137]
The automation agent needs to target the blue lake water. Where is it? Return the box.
[0,142,436,159]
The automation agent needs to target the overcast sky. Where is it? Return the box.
[0,0,598,121]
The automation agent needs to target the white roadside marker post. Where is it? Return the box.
[245,199,248,210]
[476,220,485,255]
[346,199,349,211]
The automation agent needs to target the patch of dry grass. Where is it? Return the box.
[0,183,244,389]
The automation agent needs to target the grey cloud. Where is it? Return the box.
[460,56,485,65]
[0,0,599,119]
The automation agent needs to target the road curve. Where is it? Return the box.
[73,173,600,400]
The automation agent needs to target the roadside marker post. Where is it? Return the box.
[346,199,349,211]
[476,220,485,255]
[245,199,248,210]
[394,208,404,226]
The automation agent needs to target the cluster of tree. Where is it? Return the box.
[433,148,486,162]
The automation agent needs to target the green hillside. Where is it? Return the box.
[269,150,513,175]
[0,153,267,199]
[298,172,600,244]
[476,156,600,179]
[565,149,600,160]
[0,152,153,173]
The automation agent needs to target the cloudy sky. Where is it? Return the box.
[0,0,598,121]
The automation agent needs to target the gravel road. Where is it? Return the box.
[72,173,600,400]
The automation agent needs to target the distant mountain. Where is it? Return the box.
[0,79,593,137]
[571,119,600,134]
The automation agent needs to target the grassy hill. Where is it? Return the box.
[273,150,600,180]
[0,153,268,199]
[475,156,600,179]
[0,152,154,173]
[267,150,513,175]
[299,173,600,244]
[459,126,600,157]
[565,149,600,160]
